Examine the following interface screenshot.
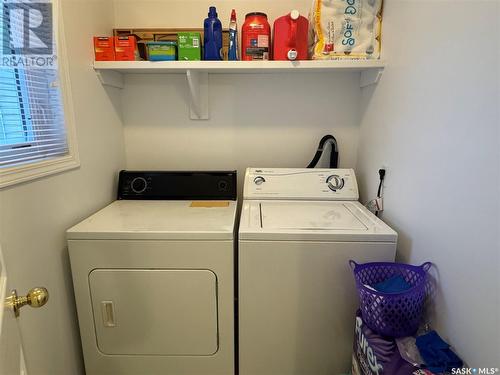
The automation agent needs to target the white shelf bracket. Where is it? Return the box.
[186,70,209,120]
[96,70,124,89]
[360,68,384,88]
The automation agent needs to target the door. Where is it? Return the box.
[0,245,27,375]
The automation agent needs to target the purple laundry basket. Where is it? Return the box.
[350,260,432,338]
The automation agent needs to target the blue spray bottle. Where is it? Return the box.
[204,6,223,60]
[228,9,238,60]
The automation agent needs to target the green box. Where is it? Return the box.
[177,32,201,61]
[146,41,177,61]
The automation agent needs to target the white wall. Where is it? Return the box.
[115,1,362,179]
[114,0,312,29]
[0,1,125,374]
[122,72,360,173]
[356,0,500,366]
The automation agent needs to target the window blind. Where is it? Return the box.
[0,1,68,168]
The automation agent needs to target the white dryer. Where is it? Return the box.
[68,171,237,375]
[238,168,397,375]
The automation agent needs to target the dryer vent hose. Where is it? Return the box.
[307,135,339,169]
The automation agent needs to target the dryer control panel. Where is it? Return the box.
[118,171,237,200]
[243,168,359,201]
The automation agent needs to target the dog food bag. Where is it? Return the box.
[309,0,383,59]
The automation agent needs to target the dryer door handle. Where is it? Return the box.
[101,301,117,327]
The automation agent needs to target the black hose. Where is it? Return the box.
[307,135,339,168]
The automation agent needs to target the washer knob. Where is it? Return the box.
[326,175,345,191]
[131,177,148,194]
[254,176,266,185]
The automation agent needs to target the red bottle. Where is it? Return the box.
[241,12,271,61]
[272,10,309,61]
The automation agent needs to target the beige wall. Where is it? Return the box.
[356,0,500,365]
[0,1,125,374]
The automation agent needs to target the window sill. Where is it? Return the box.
[0,153,80,189]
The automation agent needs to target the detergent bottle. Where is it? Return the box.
[241,12,271,60]
[204,6,223,60]
[273,10,309,61]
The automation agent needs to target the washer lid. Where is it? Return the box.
[239,200,397,242]
[67,200,237,240]
[261,201,367,230]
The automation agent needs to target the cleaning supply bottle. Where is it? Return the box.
[273,10,309,61]
[203,6,223,61]
[241,12,271,60]
[228,9,239,61]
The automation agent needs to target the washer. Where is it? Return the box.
[238,168,397,375]
[68,171,237,375]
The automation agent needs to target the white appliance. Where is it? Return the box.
[239,168,397,375]
[68,171,237,375]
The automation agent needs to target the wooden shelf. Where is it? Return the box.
[94,60,385,120]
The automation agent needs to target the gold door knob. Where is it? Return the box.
[6,287,49,317]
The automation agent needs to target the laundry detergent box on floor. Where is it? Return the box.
[178,32,201,60]
[352,311,429,375]
[94,37,115,61]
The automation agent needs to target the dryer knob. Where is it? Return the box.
[218,180,229,192]
[131,177,148,194]
[326,175,344,191]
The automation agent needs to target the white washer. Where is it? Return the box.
[239,168,397,375]
[68,171,237,375]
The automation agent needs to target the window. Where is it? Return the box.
[0,0,79,188]
[0,67,68,166]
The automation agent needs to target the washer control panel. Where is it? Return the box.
[244,168,359,200]
[118,171,237,200]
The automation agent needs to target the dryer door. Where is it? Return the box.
[88,269,218,356]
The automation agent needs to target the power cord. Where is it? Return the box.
[375,169,386,217]
[367,169,386,216]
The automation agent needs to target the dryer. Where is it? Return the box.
[238,168,397,375]
[68,171,237,375]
